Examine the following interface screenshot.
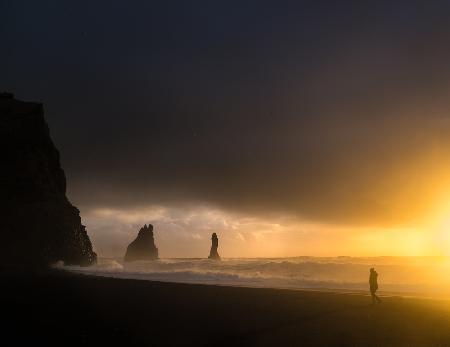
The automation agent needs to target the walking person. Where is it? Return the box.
[369,268,381,304]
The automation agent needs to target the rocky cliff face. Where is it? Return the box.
[208,233,221,260]
[0,93,97,267]
[124,224,159,262]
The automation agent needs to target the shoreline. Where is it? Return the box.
[62,266,450,302]
[3,269,450,346]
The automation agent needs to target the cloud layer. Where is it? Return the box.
[3,1,450,232]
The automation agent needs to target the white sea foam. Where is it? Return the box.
[60,256,450,298]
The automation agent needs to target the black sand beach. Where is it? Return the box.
[2,271,450,346]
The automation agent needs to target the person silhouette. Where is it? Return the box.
[369,268,381,304]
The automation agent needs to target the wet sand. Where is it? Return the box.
[2,270,450,346]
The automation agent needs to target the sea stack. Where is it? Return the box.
[0,93,97,267]
[208,233,221,260]
[124,224,159,262]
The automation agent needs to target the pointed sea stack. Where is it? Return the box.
[208,233,221,260]
[124,224,159,262]
[0,93,97,267]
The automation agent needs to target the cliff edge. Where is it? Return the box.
[0,93,97,267]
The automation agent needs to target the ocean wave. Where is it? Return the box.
[59,257,450,297]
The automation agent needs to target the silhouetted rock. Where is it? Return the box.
[208,233,221,260]
[124,224,159,262]
[0,94,97,267]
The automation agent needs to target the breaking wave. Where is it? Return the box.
[60,256,450,297]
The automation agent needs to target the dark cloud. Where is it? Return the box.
[3,0,450,227]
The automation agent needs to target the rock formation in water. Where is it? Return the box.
[0,92,97,267]
[124,224,159,262]
[208,233,221,260]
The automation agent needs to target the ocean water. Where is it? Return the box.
[60,256,450,298]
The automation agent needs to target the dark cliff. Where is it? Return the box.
[124,224,159,262]
[0,93,97,267]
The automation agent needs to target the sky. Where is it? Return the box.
[3,1,450,257]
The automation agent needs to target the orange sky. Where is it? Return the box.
[80,199,450,258]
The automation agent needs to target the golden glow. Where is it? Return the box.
[79,143,450,258]
[83,206,447,258]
